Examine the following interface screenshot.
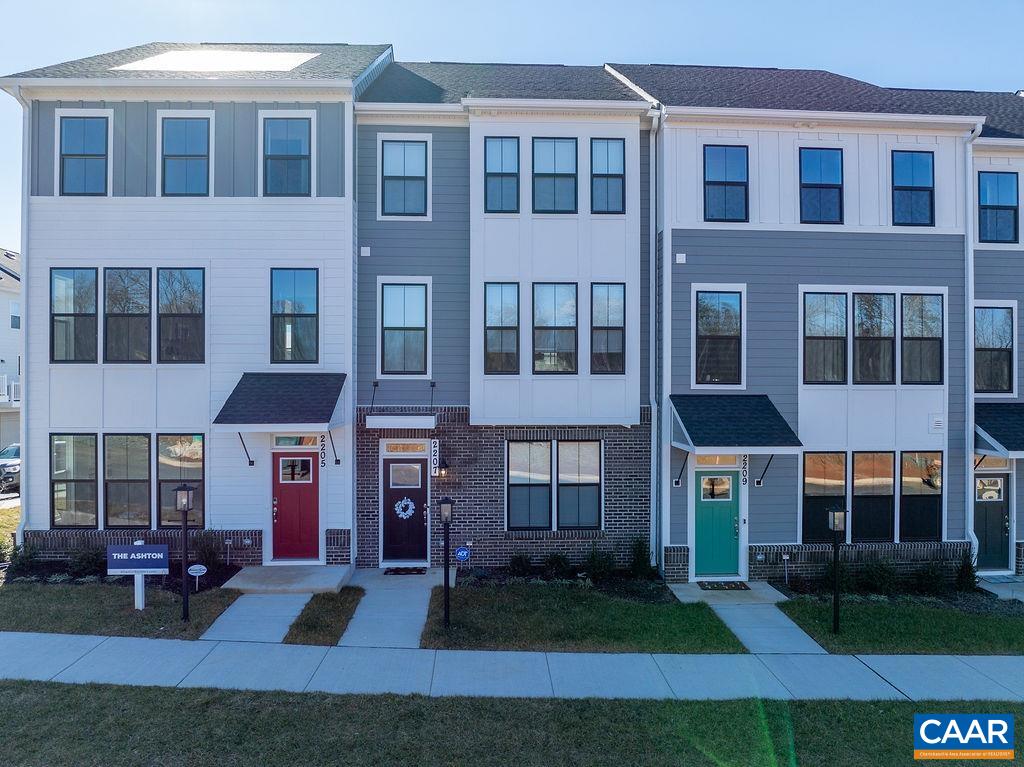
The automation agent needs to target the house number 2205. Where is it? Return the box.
[319,435,327,468]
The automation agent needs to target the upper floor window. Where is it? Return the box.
[799,148,843,224]
[853,293,895,384]
[51,433,98,528]
[485,137,519,213]
[703,145,748,222]
[695,290,741,385]
[271,268,318,363]
[157,434,204,528]
[162,117,210,197]
[901,294,943,384]
[892,150,934,226]
[484,283,519,374]
[51,268,97,363]
[381,283,428,375]
[381,140,428,216]
[263,117,311,197]
[104,434,150,528]
[557,441,601,530]
[803,293,846,384]
[591,138,625,214]
[533,283,577,374]
[60,116,108,196]
[157,268,204,363]
[591,283,625,374]
[10,300,19,330]
[975,305,1014,394]
[979,171,1019,243]
[104,268,151,363]
[533,138,577,213]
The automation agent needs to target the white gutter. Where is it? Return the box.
[0,76,354,90]
[647,106,662,567]
[11,85,29,547]
[964,120,984,561]
[661,104,988,131]
[461,97,651,114]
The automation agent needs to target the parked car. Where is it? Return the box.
[0,443,20,494]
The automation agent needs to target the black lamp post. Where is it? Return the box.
[828,507,848,634]
[439,497,454,629]
[175,483,195,622]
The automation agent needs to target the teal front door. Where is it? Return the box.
[695,471,740,577]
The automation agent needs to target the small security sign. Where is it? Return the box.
[107,545,169,576]
[454,546,471,563]
[187,564,208,578]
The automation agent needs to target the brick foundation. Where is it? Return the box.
[22,529,264,566]
[326,529,352,565]
[1017,543,1024,575]
[356,406,652,568]
[663,545,689,582]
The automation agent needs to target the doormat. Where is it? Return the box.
[697,581,750,591]
[384,567,427,575]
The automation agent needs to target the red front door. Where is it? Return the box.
[272,451,319,559]
[382,458,428,561]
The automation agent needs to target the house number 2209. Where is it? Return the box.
[319,435,327,468]
[741,455,748,486]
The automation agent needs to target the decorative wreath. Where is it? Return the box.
[394,497,416,520]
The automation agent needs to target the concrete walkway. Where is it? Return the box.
[4,630,1024,700]
[978,575,1024,603]
[200,594,312,643]
[222,565,352,594]
[338,568,449,649]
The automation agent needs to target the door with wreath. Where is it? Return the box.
[382,458,429,561]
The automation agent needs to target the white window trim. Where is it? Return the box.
[974,298,1019,399]
[155,109,216,198]
[377,132,433,221]
[699,474,734,501]
[698,138,757,226]
[54,108,114,198]
[376,275,432,380]
[884,142,938,228]
[278,456,313,484]
[973,163,1023,250]
[691,282,747,390]
[257,109,317,199]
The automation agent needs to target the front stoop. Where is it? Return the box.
[223,565,353,594]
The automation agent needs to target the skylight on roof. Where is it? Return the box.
[112,50,319,73]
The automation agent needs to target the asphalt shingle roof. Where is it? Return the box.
[214,373,346,426]
[6,42,391,81]
[976,402,1024,452]
[358,61,641,103]
[670,394,801,449]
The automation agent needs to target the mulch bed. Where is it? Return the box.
[774,581,1024,619]
[5,562,240,594]
[456,568,676,604]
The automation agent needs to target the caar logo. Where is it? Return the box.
[914,714,1014,760]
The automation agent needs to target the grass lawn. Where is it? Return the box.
[421,581,744,653]
[781,593,1024,654]
[0,504,18,546]
[0,581,239,640]
[3,681,1023,767]
[283,587,364,646]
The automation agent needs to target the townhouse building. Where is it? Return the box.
[0,248,21,450]
[2,42,1022,581]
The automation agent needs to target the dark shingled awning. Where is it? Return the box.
[214,373,346,429]
[669,394,801,453]
[976,402,1024,456]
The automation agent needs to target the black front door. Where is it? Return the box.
[975,474,1010,570]
[382,459,428,561]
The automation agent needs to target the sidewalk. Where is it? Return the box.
[3,630,1023,701]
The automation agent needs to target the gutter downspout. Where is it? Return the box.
[11,85,29,547]
[964,121,984,562]
[647,106,662,567]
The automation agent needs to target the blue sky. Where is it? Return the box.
[1,0,1023,247]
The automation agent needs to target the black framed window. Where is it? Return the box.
[979,171,1019,243]
[157,434,204,528]
[162,117,209,196]
[263,117,311,197]
[696,291,741,384]
[852,452,894,542]
[157,268,204,363]
[804,293,847,384]
[802,452,846,544]
[533,283,577,374]
[485,137,519,213]
[704,145,748,222]
[557,441,601,530]
[60,116,107,196]
[484,283,519,374]
[800,148,843,224]
[104,434,151,528]
[104,268,151,363]
[271,268,318,363]
[533,138,577,213]
[381,283,427,374]
[50,434,97,528]
[901,294,943,384]
[975,306,1014,393]
[899,451,942,542]
[591,283,625,374]
[892,150,934,226]
[507,441,551,530]
[853,293,895,384]
[51,268,97,363]
[591,138,625,214]
[381,140,427,216]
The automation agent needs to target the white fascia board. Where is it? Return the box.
[974,424,1022,458]
[461,97,652,115]
[0,76,354,90]
[974,137,1024,152]
[689,445,802,456]
[669,406,694,450]
[355,102,465,114]
[662,105,987,132]
[213,423,335,433]
[365,414,437,430]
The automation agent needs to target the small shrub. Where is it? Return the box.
[508,553,533,577]
[629,538,655,579]
[914,561,948,596]
[6,543,39,579]
[955,548,977,592]
[0,535,9,564]
[46,573,71,584]
[857,562,898,596]
[822,560,856,593]
[582,545,615,582]
[68,545,106,578]
[542,553,572,580]
[191,532,223,568]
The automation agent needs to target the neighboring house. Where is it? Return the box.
[0,43,1022,580]
[0,248,21,450]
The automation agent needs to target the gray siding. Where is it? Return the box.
[356,124,470,407]
[639,129,650,403]
[976,248,1024,404]
[670,229,968,541]
[31,100,345,197]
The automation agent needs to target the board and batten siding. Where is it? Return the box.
[355,123,471,407]
[31,100,346,198]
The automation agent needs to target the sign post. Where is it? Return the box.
[175,483,196,622]
[438,497,455,629]
[133,540,145,609]
[106,543,170,611]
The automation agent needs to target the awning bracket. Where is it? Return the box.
[238,432,255,467]
[755,454,775,486]
[675,452,689,484]
[975,454,987,470]
[328,430,341,465]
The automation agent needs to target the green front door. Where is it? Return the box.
[695,471,740,577]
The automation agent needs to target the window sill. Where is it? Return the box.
[503,529,604,540]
